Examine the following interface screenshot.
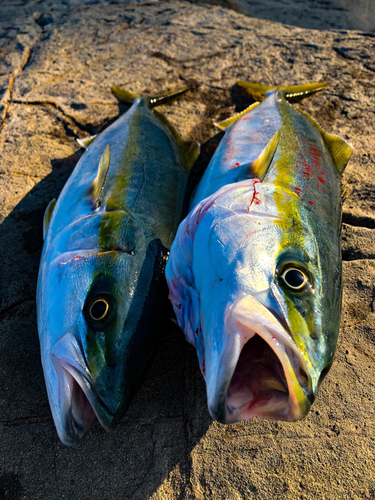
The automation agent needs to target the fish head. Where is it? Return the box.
[38,231,168,445]
[168,181,342,423]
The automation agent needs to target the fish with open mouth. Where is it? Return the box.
[166,82,352,423]
[37,86,199,445]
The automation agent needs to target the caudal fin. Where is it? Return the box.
[237,81,329,102]
[111,85,191,108]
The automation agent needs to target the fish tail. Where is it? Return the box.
[111,87,141,103]
[237,81,329,102]
[111,85,191,107]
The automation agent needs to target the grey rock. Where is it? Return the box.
[0,2,375,499]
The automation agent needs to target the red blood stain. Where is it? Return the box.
[317,176,325,183]
[308,201,314,205]
[295,187,301,194]
[303,171,310,177]
[230,162,240,169]
[305,166,311,171]
[247,180,261,210]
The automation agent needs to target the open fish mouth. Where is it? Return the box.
[207,296,313,423]
[49,332,116,446]
[51,357,116,445]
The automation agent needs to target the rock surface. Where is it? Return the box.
[0,2,375,499]
[2,0,375,31]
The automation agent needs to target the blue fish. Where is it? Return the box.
[37,86,199,445]
[166,82,351,423]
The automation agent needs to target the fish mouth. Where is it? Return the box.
[207,296,313,423]
[49,333,117,446]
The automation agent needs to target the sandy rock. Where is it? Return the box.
[0,2,374,499]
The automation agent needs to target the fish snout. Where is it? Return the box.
[228,295,313,420]
[204,295,315,424]
[48,331,118,445]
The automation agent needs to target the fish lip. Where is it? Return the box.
[51,355,117,446]
[49,332,117,445]
[208,296,313,424]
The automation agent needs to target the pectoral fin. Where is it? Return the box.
[237,130,280,182]
[249,130,280,180]
[43,198,56,240]
[89,144,111,208]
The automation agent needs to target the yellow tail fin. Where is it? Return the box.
[237,81,329,101]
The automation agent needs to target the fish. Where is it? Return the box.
[166,82,352,423]
[37,86,199,445]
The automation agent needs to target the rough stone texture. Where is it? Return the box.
[195,0,375,31]
[2,0,375,31]
[0,2,375,499]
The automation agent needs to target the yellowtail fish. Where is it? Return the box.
[166,82,352,423]
[37,86,199,445]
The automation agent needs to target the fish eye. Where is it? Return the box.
[89,299,109,321]
[280,267,308,291]
[84,293,116,329]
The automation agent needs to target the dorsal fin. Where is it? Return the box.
[77,135,97,149]
[43,198,56,240]
[89,144,111,208]
[153,109,200,171]
[237,81,329,102]
[250,130,280,180]
[298,109,352,174]
[215,102,260,130]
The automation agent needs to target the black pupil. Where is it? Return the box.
[285,269,305,288]
[91,300,107,320]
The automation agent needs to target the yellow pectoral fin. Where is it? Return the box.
[43,198,56,240]
[89,144,111,208]
[250,130,280,180]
